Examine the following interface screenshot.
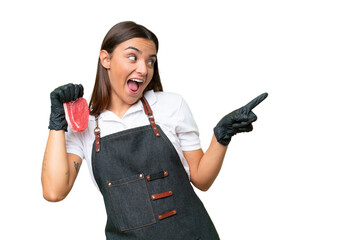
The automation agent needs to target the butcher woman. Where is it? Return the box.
[41,21,268,239]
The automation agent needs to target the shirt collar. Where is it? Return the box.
[144,89,157,106]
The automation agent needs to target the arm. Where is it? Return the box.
[41,83,84,202]
[184,134,227,191]
[42,130,82,202]
[185,93,268,191]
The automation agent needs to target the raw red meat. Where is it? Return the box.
[63,97,89,132]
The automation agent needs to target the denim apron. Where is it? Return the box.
[91,97,219,239]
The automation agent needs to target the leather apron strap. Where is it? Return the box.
[94,114,101,152]
[140,97,161,137]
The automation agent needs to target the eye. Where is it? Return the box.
[148,59,156,67]
[128,55,136,61]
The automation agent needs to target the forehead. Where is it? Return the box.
[117,38,156,53]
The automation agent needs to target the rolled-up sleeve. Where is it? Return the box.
[175,98,201,151]
[65,127,84,159]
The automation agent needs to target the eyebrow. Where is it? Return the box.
[125,46,157,58]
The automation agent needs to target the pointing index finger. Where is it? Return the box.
[244,92,268,114]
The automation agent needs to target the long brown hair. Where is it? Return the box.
[89,21,163,115]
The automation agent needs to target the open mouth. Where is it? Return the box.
[127,78,144,94]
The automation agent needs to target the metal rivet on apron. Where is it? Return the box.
[108,182,111,186]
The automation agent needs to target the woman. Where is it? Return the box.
[42,21,267,239]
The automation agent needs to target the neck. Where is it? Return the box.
[107,94,142,119]
[107,99,132,119]
[107,105,130,119]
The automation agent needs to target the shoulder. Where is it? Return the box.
[145,90,184,103]
[145,90,185,111]
[154,91,184,105]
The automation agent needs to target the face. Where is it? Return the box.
[101,37,157,111]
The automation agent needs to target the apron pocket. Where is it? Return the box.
[107,173,156,231]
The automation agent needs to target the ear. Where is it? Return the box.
[99,50,111,69]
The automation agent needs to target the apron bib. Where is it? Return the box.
[91,97,219,239]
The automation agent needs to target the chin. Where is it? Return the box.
[126,89,146,103]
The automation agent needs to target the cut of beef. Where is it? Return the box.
[63,97,89,132]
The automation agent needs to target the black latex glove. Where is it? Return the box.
[48,83,84,131]
[213,92,268,146]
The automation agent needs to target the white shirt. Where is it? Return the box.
[65,90,201,189]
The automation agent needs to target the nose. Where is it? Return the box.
[136,60,148,76]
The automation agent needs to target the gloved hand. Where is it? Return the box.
[213,92,268,146]
[48,83,84,131]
